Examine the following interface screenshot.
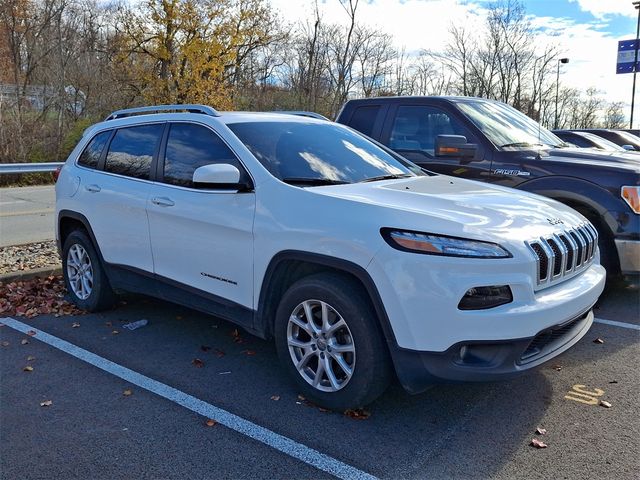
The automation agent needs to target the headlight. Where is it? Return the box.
[621,186,640,214]
[381,229,512,258]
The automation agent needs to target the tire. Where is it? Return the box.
[579,211,621,278]
[274,272,392,411]
[62,230,115,311]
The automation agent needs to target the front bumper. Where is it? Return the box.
[392,309,593,394]
[615,239,640,273]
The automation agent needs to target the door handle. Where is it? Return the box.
[85,184,101,193]
[151,197,175,207]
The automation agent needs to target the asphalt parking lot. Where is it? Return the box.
[1,279,638,479]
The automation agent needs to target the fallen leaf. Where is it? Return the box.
[40,400,52,407]
[123,389,132,396]
[72,322,80,328]
[551,365,562,371]
[200,345,211,352]
[1,341,9,347]
[27,356,36,361]
[23,366,34,372]
[531,438,547,448]
[243,350,256,356]
[27,330,36,336]
[205,419,217,427]
[214,349,225,358]
[270,395,280,401]
[21,339,29,345]
[231,328,243,343]
[600,400,612,408]
[111,330,119,335]
[593,338,604,344]
[297,394,306,401]
[192,358,205,368]
[536,427,547,435]
[344,408,371,420]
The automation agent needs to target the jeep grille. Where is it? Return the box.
[527,224,598,287]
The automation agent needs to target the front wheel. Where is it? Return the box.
[274,273,391,411]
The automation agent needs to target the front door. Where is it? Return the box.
[146,122,256,311]
[384,104,492,181]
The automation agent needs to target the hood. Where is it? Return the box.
[542,147,640,173]
[314,175,588,244]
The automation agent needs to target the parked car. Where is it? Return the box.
[57,104,605,409]
[576,128,640,151]
[336,96,640,277]
[552,130,628,152]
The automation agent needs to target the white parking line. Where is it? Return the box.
[594,317,640,331]
[0,317,377,480]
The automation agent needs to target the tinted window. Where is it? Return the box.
[104,124,164,180]
[228,121,422,184]
[78,131,111,169]
[390,105,472,156]
[163,123,244,187]
[349,105,380,137]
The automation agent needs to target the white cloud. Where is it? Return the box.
[569,0,637,19]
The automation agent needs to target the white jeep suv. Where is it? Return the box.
[56,105,606,410]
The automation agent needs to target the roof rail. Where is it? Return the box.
[105,104,220,121]
[272,110,330,121]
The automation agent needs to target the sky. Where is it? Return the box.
[268,0,638,108]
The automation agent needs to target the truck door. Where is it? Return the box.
[381,103,492,181]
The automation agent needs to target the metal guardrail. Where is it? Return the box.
[0,162,64,174]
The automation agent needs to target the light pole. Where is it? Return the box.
[630,1,640,129]
[554,57,569,129]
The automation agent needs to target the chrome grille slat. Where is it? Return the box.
[527,223,597,288]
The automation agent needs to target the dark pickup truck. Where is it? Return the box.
[336,96,639,276]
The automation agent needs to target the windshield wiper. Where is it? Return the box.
[499,142,543,148]
[359,174,413,183]
[281,177,350,186]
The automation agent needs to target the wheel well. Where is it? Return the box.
[259,259,382,340]
[59,216,89,247]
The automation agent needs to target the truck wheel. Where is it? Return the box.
[274,273,392,411]
[580,212,621,278]
[62,230,115,311]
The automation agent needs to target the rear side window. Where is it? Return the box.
[163,123,244,188]
[78,131,111,169]
[104,124,164,180]
[348,105,380,137]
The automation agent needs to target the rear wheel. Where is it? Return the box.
[274,273,391,410]
[62,230,115,311]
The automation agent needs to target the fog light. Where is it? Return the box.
[458,285,512,310]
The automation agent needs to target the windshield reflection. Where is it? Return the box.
[458,100,563,149]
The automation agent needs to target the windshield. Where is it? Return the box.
[580,132,625,151]
[228,121,423,185]
[457,100,564,148]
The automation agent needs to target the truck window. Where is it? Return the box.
[349,105,380,137]
[390,106,470,156]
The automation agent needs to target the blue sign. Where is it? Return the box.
[617,39,640,74]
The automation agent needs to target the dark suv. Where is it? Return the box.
[337,96,640,277]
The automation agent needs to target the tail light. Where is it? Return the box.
[53,166,62,182]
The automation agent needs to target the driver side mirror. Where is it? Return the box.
[621,144,635,151]
[435,135,477,159]
[192,164,252,191]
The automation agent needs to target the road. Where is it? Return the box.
[0,185,55,247]
[1,279,638,479]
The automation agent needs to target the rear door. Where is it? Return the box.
[380,102,492,180]
[146,122,256,311]
[77,123,163,273]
